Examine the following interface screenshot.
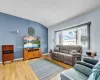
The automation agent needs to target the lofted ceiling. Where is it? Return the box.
[0,0,100,27]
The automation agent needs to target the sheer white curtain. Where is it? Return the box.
[55,31,62,45]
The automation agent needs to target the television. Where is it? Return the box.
[24,36,40,48]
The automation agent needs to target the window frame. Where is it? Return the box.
[55,22,91,49]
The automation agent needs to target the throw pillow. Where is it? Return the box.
[70,50,77,55]
[54,47,59,52]
[88,60,100,80]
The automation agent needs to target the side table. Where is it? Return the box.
[86,51,97,58]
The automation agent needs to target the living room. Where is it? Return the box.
[0,0,100,80]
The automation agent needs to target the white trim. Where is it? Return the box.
[42,53,49,55]
[0,62,2,64]
[14,58,23,61]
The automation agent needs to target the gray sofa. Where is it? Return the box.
[50,45,82,66]
[60,58,98,80]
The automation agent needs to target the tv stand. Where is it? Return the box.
[24,48,42,60]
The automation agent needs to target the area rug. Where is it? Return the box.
[29,59,65,80]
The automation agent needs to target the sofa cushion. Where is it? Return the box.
[70,45,82,53]
[63,54,73,62]
[83,58,98,65]
[51,52,58,60]
[57,53,64,62]
[77,61,94,69]
[60,68,88,80]
[88,60,100,80]
[74,64,92,77]
[60,50,69,54]
[60,45,70,51]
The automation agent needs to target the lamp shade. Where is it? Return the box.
[81,36,88,42]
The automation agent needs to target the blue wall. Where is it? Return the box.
[0,12,48,61]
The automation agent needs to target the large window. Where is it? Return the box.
[55,23,90,49]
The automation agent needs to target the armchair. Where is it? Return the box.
[60,58,98,80]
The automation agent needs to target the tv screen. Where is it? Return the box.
[24,36,40,48]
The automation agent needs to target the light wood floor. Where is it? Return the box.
[0,55,73,80]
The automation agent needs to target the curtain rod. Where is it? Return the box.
[55,22,91,32]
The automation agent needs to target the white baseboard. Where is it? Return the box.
[0,58,23,64]
[42,53,49,55]
[0,62,2,64]
[14,58,23,61]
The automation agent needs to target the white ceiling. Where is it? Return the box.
[0,0,100,27]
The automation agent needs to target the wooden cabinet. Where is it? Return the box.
[34,51,39,57]
[24,48,42,60]
[28,51,34,59]
[2,45,14,64]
